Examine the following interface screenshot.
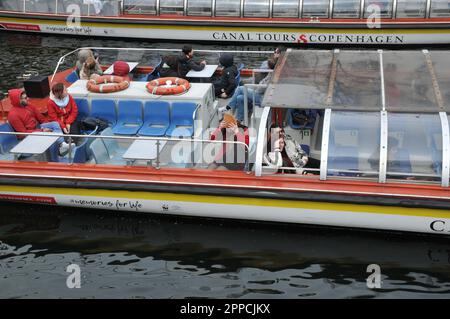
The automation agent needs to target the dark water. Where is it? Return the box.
[1,32,450,299]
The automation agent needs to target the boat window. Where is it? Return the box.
[383,51,438,112]
[272,0,300,18]
[302,0,330,18]
[328,112,380,178]
[387,113,442,182]
[159,0,184,15]
[187,0,212,16]
[0,0,24,12]
[244,0,270,17]
[124,0,157,15]
[429,51,450,109]
[430,0,450,17]
[334,51,381,111]
[363,0,394,18]
[396,0,427,18]
[215,0,241,17]
[332,0,361,18]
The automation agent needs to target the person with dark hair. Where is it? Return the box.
[79,56,102,80]
[213,53,238,98]
[7,89,71,156]
[76,49,102,78]
[177,45,206,79]
[47,83,80,144]
[218,58,277,122]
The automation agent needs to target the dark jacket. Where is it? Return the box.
[177,52,205,79]
[158,55,179,78]
[213,53,238,97]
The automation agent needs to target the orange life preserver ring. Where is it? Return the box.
[86,75,130,93]
[146,77,191,95]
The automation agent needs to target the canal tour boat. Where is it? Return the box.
[2,0,450,45]
[0,47,450,237]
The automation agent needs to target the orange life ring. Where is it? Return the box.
[86,75,130,93]
[146,77,191,95]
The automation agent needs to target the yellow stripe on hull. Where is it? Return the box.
[0,185,449,219]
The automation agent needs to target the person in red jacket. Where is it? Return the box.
[7,88,72,156]
[209,114,249,171]
[47,82,80,144]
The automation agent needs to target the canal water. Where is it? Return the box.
[0,33,450,299]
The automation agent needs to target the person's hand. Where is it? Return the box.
[219,121,227,129]
[220,92,228,98]
[201,60,207,65]
[63,127,69,134]
[227,123,239,135]
[66,124,71,133]
[42,128,53,132]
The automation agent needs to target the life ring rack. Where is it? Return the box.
[146,77,191,95]
[86,75,130,93]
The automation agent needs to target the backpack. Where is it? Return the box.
[81,117,109,133]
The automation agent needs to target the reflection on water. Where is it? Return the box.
[0,202,449,298]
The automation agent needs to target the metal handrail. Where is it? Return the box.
[0,131,250,172]
[50,46,274,83]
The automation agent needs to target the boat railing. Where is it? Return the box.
[51,47,274,84]
[0,131,251,172]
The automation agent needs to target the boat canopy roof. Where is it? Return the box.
[263,49,450,113]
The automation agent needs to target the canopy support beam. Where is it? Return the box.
[378,49,386,111]
[326,49,339,106]
[423,49,445,111]
[439,112,450,187]
[320,108,332,181]
[379,111,388,183]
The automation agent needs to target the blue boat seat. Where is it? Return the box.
[138,101,170,137]
[0,122,18,160]
[74,98,90,121]
[91,99,117,127]
[59,138,89,164]
[112,100,143,136]
[65,70,79,84]
[88,138,110,164]
[101,127,127,159]
[165,102,197,138]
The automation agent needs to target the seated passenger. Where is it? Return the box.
[159,55,179,78]
[218,58,276,122]
[47,83,81,144]
[79,56,103,80]
[209,114,249,170]
[76,49,102,77]
[213,53,238,98]
[263,126,318,174]
[177,45,206,79]
[7,89,74,156]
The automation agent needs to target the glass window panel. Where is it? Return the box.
[216,0,241,16]
[328,111,380,177]
[431,0,450,17]
[396,0,427,18]
[124,0,157,14]
[187,0,212,16]
[387,113,442,181]
[244,0,270,17]
[332,0,361,18]
[273,0,299,18]
[333,51,381,110]
[383,51,438,112]
[263,50,333,109]
[302,0,330,18]
[364,0,393,18]
[430,51,450,112]
[160,0,184,15]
